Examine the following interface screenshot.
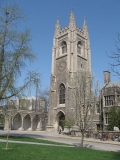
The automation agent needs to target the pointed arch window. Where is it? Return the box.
[77,41,82,54]
[82,105,85,114]
[61,41,67,54]
[105,113,109,124]
[59,83,65,104]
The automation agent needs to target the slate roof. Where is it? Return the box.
[106,81,120,88]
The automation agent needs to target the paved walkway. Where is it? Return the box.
[25,130,120,145]
[0,130,120,152]
[49,132,120,145]
[0,130,120,145]
[0,139,74,148]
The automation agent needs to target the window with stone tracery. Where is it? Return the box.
[105,112,109,124]
[61,41,67,54]
[104,95,115,106]
[96,104,100,113]
[77,41,82,54]
[81,105,85,114]
[59,83,65,104]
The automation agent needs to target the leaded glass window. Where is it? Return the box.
[61,41,67,54]
[59,84,65,104]
[77,41,82,54]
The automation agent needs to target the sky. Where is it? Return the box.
[1,0,120,95]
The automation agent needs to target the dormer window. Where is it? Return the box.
[61,41,67,54]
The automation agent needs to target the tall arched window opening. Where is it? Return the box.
[61,41,67,54]
[59,84,65,104]
[77,41,82,54]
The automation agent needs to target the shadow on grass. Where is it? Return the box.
[113,151,120,160]
[0,127,4,130]
[84,144,97,150]
[72,143,95,150]
[0,133,44,139]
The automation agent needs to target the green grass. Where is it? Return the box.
[0,135,69,145]
[0,142,119,160]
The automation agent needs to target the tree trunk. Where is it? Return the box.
[5,128,9,149]
[3,119,10,150]
[81,130,84,148]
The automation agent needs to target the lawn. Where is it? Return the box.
[0,139,119,160]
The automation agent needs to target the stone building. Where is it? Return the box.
[3,97,48,131]
[100,71,120,130]
[47,11,100,132]
[8,97,46,112]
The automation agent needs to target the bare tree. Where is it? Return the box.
[71,69,99,147]
[0,3,41,105]
[4,110,11,150]
[0,106,14,150]
[65,113,75,133]
[0,3,41,150]
[38,87,49,111]
[108,33,120,76]
[0,106,4,126]
[0,114,4,125]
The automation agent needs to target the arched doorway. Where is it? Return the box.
[55,111,65,131]
[33,115,40,130]
[23,114,31,130]
[13,113,22,130]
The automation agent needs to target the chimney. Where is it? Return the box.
[103,71,110,85]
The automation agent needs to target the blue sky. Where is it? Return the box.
[1,0,120,95]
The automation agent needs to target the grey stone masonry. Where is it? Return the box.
[47,11,100,132]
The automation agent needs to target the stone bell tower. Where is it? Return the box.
[47,11,91,132]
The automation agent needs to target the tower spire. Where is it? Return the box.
[83,17,88,37]
[55,17,60,36]
[69,9,76,30]
[83,17,87,29]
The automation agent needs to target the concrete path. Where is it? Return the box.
[1,130,119,145]
[0,139,74,148]
[45,131,120,145]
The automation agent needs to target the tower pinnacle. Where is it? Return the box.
[69,10,76,30]
[83,17,88,37]
[55,17,60,36]
[83,17,87,29]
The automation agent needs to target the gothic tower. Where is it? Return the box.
[47,11,91,132]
